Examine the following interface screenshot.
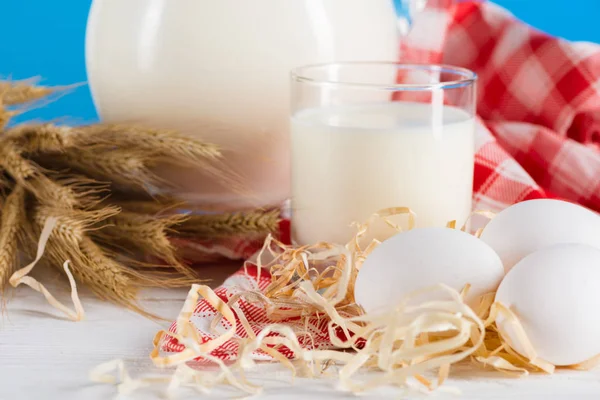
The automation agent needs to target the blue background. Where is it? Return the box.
[1,1,599,124]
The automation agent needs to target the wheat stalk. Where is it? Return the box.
[29,207,141,311]
[0,185,25,295]
[111,201,281,238]
[80,237,198,290]
[77,237,138,298]
[92,211,195,278]
[30,176,84,209]
[28,206,196,316]
[6,124,79,153]
[44,236,141,312]
[79,125,247,196]
[29,174,108,209]
[62,149,162,189]
[0,105,17,131]
[177,208,281,237]
[27,123,246,197]
[0,143,100,208]
[33,205,120,246]
[113,199,184,216]
[0,80,55,106]
[81,124,222,160]
[0,140,40,183]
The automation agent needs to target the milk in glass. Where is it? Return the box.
[291,102,475,245]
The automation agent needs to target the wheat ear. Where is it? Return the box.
[5,124,79,153]
[63,149,163,190]
[177,208,281,238]
[79,125,247,196]
[30,206,142,308]
[0,140,40,184]
[80,124,222,160]
[31,205,197,314]
[28,174,108,210]
[92,211,195,278]
[0,186,26,297]
[0,80,54,106]
[112,199,185,216]
[0,103,17,131]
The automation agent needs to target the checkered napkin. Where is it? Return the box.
[162,0,600,360]
[161,265,335,360]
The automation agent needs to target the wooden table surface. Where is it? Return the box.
[2,262,600,400]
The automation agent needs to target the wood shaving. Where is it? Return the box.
[479,302,555,374]
[9,217,85,321]
[89,359,157,395]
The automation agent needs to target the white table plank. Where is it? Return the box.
[1,264,600,399]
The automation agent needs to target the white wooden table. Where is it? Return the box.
[2,263,600,400]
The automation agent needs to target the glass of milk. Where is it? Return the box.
[290,63,477,245]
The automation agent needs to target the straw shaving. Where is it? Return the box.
[9,217,85,321]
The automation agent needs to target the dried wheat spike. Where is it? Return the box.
[113,199,184,216]
[62,149,161,190]
[0,80,54,106]
[29,176,80,209]
[45,235,141,311]
[34,205,120,247]
[79,237,198,319]
[0,175,9,191]
[76,124,246,198]
[0,105,17,131]
[177,208,281,237]
[0,186,25,294]
[93,211,196,278]
[28,174,108,210]
[0,140,40,183]
[6,124,79,153]
[78,237,137,297]
[40,225,192,318]
[81,124,222,161]
[30,208,142,311]
[0,113,8,131]
[82,238,198,288]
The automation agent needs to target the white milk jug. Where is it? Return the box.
[86,0,400,209]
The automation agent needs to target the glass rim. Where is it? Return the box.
[291,62,477,91]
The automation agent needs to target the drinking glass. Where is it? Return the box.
[290,62,477,245]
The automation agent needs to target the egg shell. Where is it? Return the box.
[495,243,600,366]
[354,227,504,314]
[479,199,600,272]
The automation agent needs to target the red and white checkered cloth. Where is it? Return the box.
[163,0,600,361]
[161,265,336,360]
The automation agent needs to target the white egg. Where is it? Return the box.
[479,199,600,272]
[354,227,504,314]
[495,243,600,366]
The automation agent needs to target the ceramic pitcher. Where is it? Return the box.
[86,0,401,209]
